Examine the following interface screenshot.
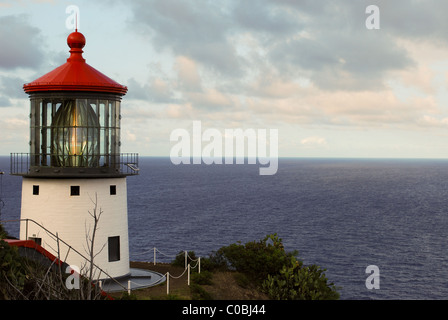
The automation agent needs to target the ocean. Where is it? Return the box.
[1,156,448,300]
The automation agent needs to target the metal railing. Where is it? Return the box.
[10,153,30,176]
[10,152,139,176]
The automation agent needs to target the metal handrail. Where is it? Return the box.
[0,218,127,291]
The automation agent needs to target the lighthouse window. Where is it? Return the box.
[28,237,42,246]
[33,185,39,195]
[110,185,117,195]
[70,185,80,196]
[108,236,120,262]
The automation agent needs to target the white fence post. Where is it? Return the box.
[188,264,190,286]
[154,247,156,265]
[166,272,170,295]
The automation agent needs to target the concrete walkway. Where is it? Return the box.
[100,268,166,293]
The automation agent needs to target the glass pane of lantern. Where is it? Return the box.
[46,102,52,127]
[110,101,116,129]
[51,99,100,167]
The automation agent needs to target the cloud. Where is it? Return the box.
[0,75,27,99]
[0,14,45,70]
[0,115,29,151]
[129,0,244,77]
[3,117,28,128]
[125,130,137,142]
[126,0,423,94]
[175,56,202,92]
[186,88,234,110]
[301,136,327,148]
[418,115,448,128]
[378,0,448,43]
[232,0,300,35]
[126,77,177,104]
[0,96,10,107]
[0,75,28,107]
[243,77,441,130]
[120,0,448,140]
[265,1,415,91]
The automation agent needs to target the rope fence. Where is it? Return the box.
[130,247,202,295]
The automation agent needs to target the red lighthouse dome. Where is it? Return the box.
[67,30,86,49]
[23,31,127,95]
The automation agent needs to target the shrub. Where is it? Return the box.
[212,234,297,285]
[208,234,340,300]
[200,253,229,272]
[0,240,27,299]
[169,234,340,300]
[190,283,213,300]
[191,270,213,285]
[262,257,340,300]
[0,224,9,239]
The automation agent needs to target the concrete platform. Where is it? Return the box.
[100,268,166,293]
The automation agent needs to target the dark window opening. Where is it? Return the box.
[28,237,42,246]
[70,186,80,196]
[33,185,39,195]
[110,185,117,195]
[108,236,120,262]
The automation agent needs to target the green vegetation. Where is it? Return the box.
[0,224,10,239]
[0,239,28,300]
[262,258,340,300]
[190,282,214,300]
[199,234,340,300]
[191,270,213,285]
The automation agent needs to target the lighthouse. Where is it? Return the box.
[11,30,138,279]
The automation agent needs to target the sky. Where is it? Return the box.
[1,0,448,159]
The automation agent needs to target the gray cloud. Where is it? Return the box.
[0,15,45,70]
[126,77,180,104]
[0,75,28,107]
[130,0,244,77]
[270,29,414,91]
[378,0,448,42]
[265,1,416,90]
[126,0,447,93]
[0,75,27,99]
[232,0,301,35]
[0,96,11,108]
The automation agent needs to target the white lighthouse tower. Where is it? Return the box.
[11,30,138,279]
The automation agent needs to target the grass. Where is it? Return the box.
[111,261,269,300]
